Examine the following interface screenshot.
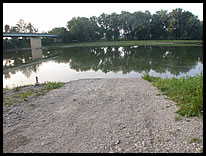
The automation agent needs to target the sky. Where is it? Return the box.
[3,3,203,33]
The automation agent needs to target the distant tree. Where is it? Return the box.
[4,24,10,32]
[88,16,102,41]
[108,12,121,40]
[16,19,27,32]
[150,10,169,39]
[3,19,39,49]
[132,10,152,40]
[119,11,135,40]
[168,8,202,39]
[67,17,93,42]
[27,22,38,33]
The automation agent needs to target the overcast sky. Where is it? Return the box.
[3,3,203,33]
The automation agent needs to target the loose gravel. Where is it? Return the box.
[3,78,203,153]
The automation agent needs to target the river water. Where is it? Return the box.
[3,45,203,88]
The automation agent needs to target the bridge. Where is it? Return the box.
[3,32,60,49]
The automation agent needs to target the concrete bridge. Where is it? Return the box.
[3,33,60,49]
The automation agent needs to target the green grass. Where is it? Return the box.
[3,81,65,108]
[189,138,201,144]
[175,115,182,121]
[42,81,65,91]
[46,40,202,48]
[13,89,34,100]
[142,73,203,117]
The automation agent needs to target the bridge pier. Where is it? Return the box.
[30,37,43,60]
[30,37,42,49]
[3,33,60,53]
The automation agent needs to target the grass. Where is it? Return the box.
[42,81,65,91]
[3,81,65,109]
[45,40,202,49]
[175,115,182,121]
[189,138,201,144]
[142,73,203,117]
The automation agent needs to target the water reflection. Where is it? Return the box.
[55,46,203,76]
[3,46,203,88]
[31,48,43,60]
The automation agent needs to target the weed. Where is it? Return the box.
[42,81,65,91]
[28,103,35,107]
[3,86,9,93]
[14,86,21,92]
[142,73,203,117]
[3,81,65,109]
[189,138,201,144]
[175,115,182,121]
[13,89,34,99]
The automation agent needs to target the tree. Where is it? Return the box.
[48,27,68,42]
[150,10,169,39]
[119,11,135,40]
[168,8,202,39]
[89,16,102,41]
[3,19,39,49]
[4,24,10,32]
[132,11,152,40]
[67,17,92,42]
[97,13,112,40]
[16,19,27,32]
[108,12,121,40]
[27,22,38,33]
[4,19,39,33]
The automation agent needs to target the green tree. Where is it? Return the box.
[16,19,27,32]
[67,17,92,42]
[97,13,112,40]
[150,10,169,39]
[27,22,38,33]
[168,8,202,39]
[119,11,135,40]
[48,27,68,42]
[132,11,152,40]
[88,16,102,41]
[109,12,121,40]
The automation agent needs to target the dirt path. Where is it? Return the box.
[3,78,203,153]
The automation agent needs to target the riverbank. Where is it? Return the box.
[3,40,202,52]
[45,40,203,49]
[3,78,203,153]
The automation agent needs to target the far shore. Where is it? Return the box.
[3,40,203,52]
[45,40,203,49]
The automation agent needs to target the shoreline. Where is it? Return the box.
[3,40,203,52]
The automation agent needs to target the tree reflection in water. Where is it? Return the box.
[3,46,203,80]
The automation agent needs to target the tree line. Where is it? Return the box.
[3,8,203,49]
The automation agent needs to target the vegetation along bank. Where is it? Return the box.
[142,73,203,117]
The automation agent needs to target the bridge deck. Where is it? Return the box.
[3,33,59,37]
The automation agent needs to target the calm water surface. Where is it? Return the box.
[3,46,203,88]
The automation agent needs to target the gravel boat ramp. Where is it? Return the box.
[3,78,203,153]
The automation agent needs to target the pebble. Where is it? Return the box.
[115,140,120,145]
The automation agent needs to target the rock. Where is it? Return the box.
[115,140,120,145]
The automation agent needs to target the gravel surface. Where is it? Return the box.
[3,78,203,153]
